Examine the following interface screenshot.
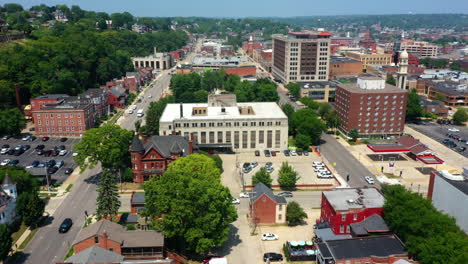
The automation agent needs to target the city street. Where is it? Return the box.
[319,133,376,188]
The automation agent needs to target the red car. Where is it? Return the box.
[42,136,50,141]
[202,256,222,263]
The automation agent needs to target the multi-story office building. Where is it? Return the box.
[329,56,363,79]
[272,31,331,83]
[300,82,337,103]
[159,94,288,152]
[335,76,408,137]
[397,40,438,57]
[132,48,173,70]
[346,52,393,71]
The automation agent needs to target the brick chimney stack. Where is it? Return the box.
[103,231,108,249]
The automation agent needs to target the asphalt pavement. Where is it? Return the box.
[319,133,377,188]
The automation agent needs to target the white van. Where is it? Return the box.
[131,105,137,110]
[126,109,134,114]
[137,109,144,117]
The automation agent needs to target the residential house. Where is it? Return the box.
[0,174,17,225]
[249,183,287,224]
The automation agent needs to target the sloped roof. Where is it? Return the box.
[1,174,14,187]
[73,219,125,245]
[131,192,145,204]
[66,245,124,263]
[398,136,421,149]
[409,144,432,156]
[121,230,164,248]
[251,183,286,204]
[129,135,145,152]
[349,214,390,236]
[142,135,190,158]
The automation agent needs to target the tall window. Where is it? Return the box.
[340,224,344,233]
[217,131,223,143]
[250,131,256,149]
[267,130,273,148]
[275,130,281,148]
[201,132,206,144]
[259,131,264,144]
[341,214,346,221]
[242,131,248,149]
[226,131,231,143]
[209,132,215,143]
[234,131,240,149]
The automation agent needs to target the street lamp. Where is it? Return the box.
[44,158,51,193]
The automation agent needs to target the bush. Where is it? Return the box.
[282,243,291,262]
[286,201,308,226]
[252,168,273,187]
[126,224,136,230]
[278,162,300,189]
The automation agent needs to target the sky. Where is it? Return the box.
[5,0,468,17]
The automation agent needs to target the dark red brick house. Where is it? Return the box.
[249,183,287,224]
[130,135,195,183]
[130,192,145,215]
[320,188,384,235]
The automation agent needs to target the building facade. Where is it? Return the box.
[0,175,17,225]
[399,40,438,57]
[417,81,468,107]
[346,52,393,71]
[132,48,174,70]
[300,82,336,103]
[320,188,385,235]
[272,31,331,83]
[329,56,363,79]
[250,183,287,224]
[335,76,408,136]
[159,94,288,152]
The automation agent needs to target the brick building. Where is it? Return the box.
[346,52,393,71]
[329,56,363,79]
[130,192,145,215]
[359,39,377,54]
[320,188,385,235]
[334,76,408,137]
[30,94,69,110]
[72,219,165,260]
[129,135,194,183]
[242,37,263,55]
[416,80,467,107]
[249,183,287,224]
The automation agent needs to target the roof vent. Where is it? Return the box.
[347,199,354,204]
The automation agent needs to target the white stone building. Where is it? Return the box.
[0,174,18,225]
[159,94,288,152]
[132,48,174,70]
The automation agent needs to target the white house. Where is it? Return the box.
[0,174,18,225]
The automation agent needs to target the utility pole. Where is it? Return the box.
[45,159,50,193]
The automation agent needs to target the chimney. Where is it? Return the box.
[103,231,108,249]
[189,133,194,154]
[180,103,183,118]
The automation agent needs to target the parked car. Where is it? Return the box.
[448,128,460,132]
[1,159,11,166]
[59,218,73,233]
[277,192,293,197]
[7,149,15,155]
[261,233,279,241]
[290,150,297,156]
[232,198,240,204]
[202,256,222,264]
[264,149,271,157]
[284,150,290,156]
[60,137,68,142]
[263,253,283,262]
[297,150,303,156]
[51,150,59,157]
[35,144,45,150]
[304,151,309,156]
[64,168,74,174]
[14,145,23,151]
[59,150,68,156]
[365,176,375,184]
[55,160,64,168]
[265,162,272,168]
[47,160,56,168]
[13,149,24,156]
[239,192,250,198]
[42,136,50,141]
[22,145,31,151]
[22,135,31,141]
[458,147,466,152]
[266,167,274,173]
[312,161,323,166]
[2,135,11,140]
[0,148,9,155]
[38,161,46,168]
[9,160,19,166]
[250,162,258,168]
[31,160,40,167]
[47,166,58,174]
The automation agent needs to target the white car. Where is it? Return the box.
[148,95,152,98]
[365,176,375,184]
[261,233,279,241]
[1,159,10,166]
[72,152,79,157]
[0,148,9,154]
[290,150,297,156]
[22,135,31,141]
[312,161,323,166]
[448,128,460,132]
[239,192,250,198]
[232,198,240,204]
[59,150,68,156]
[314,167,325,172]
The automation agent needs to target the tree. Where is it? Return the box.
[200,151,223,172]
[386,76,396,86]
[348,128,359,142]
[286,201,308,226]
[0,108,26,136]
[144,96,175,135]
[291,108,326,144]
[0,224,12,261]
[16,192,45,227]
[144,154,237,254]
[295,133,311,151]
[453,108,468,125]
[318,103,332,119]
[74,124,134,171]
[406,90,423,122]
[277,162,300,189]
[252,168,273,187]
[285,82,300,98]
[194,90,209,102]
[134,119,142,132]
[325,110,340,134]
[281,103,295,119]
[299,97,321,110]
[96,168,121,219]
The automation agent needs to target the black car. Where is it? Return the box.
[58,145,66,150]
[31,160,40,167]
[35,144,45,150]
[277,192,293,197]
[43,150,52,157]
[51,150,59,157]
[263,253,283,262]
[60,137,68,142]
[297,150,303,156]
[284,150,290,156]
[64,168,74,174]
[458,147,466,152]
[1,144,9,149]
[264,149,271,157]
[47,166,58,174]
[22,145,31,151]
[59,218,73,233]
[255,150,260,156]
[13,149,24,156]
[9,160,19,166]
[7,149,15,155]
[47,160,56,168]
[31,136,37,141]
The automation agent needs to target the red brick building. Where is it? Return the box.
[30,94,69,110]
[320,188,385,235]
[223,66,257,77]
[329,56,363,79]
[242,39,263,55]
[249,183,287,224]
[359,39,377,54]
[130,192,145,215]
[407,53,420,67]
[130,135,194,183]
[334,76,408,137]
[72,219,165,260]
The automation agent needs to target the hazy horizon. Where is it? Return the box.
[6,0,468,17]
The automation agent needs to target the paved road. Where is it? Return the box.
[408,123,468,158]
[19,165,101,264]
[319,134,377,188]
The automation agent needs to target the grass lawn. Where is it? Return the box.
[65,184,73,192]
[18,228,39,249]
[288,138,296,147]
[120,182,143,191]
[11,223,28,245]
[64,247,74,259]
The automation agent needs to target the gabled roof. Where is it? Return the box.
[251,183,286,204]
[66,245,124,263]
[73,219,125,245]
[129,135,145,152]
[131,192,145,204]
[1,174,14,187]
[142,135,190,158]
[349,214,390,236]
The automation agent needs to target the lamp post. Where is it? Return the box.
[45,159,50,194]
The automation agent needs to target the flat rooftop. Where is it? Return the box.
[323,188,384,211]
[330,56,360,63]
[34,94,69,99]
[432,83,468,96]
[435,171,468,196]
[192,56,249,65]
[160,102,287,122]
[338,83,407,94]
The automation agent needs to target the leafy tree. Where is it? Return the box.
[144,154,237,254]
[199,151,223,172]
[291,108,326,144]
[0,167,39,194]
[325,109,340,133]
[295,133,311,151]
[16,191,45,227]
[286,201,308,226]
[3,3,23,13]
[252,168,273,187]
[281,103,295,119]
[134,119,142,132]
[277,162,300,189]
[73,124,133,171]
[224,74,241,92]
[234,80,254,102]
[318,103,332,119]
[194,90,209,102]
[0,224,12,261]
[0,108,26,136]
[348,128,359,142]
[254,82,278,102]
[386,76,396,86]
[299,97,321,110]
[144,96,175,135]
[406,90,423,122]
[453,108,468,125]
[285,82,300,98]
[96,168,121,219]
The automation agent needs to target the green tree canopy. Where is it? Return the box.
[16,191,45,227]
[291,108,326,145]
[144,96,175,135]
[252,168,273,187]
[73,124,133,171]
[96,168,121,219]
[286,201,308,226]
[285,82,301,98]
[0,108,26,136]
[453,108,468,125]
[386,76,396,86]
[406,90,423,122]
[299,97,321,110]
[318,103,332,119]
[348,128,359,142]
[0,224,12,261]
[278,162,300,189]
[295,133,311,151]
[144,154,237,254]
[281,103,295,119]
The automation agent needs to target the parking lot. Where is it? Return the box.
[0,135,80,183]
[408,123,468,158]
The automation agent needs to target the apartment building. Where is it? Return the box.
[159,94,288,152]
[397,40,438,57]
[335,76,408,137]
[346,52,393,71]
[272,31,331,83]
